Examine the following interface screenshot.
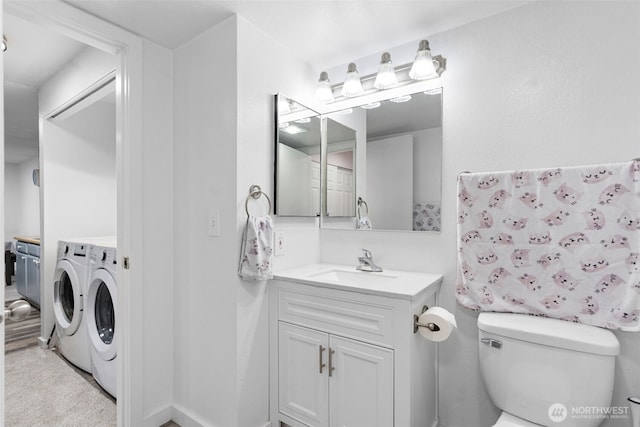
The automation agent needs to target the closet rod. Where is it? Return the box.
[46,70,116,120]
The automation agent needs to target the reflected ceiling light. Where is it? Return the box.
[341,63,364,97]
[2,36,7,52]
[281,124,306,134]
[373,52,397,89]
[390,95,412,103]
[279,122,290,129]
[424,88,442,96]
[315,71,334,102]
[335,108,353,115]
[361,101,381,110]
[295,117,311,123]
[409,40,438,80]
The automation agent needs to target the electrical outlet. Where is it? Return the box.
[208,209,220,236]
[275,230,285,256]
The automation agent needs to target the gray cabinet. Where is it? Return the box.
[15,241,40,308]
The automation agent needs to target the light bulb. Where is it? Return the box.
[409,40,438,80]
[373,52,397,89]
[341,63,363,97]
[315,71,334,102]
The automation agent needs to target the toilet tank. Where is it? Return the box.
[478,313,620,427]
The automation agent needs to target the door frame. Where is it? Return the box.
[3,0,144,425]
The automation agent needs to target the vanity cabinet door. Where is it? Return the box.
[279,322,329,427]
[329,336,394,427]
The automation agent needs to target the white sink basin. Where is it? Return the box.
[307,269,397,286]
[273,263,443,300]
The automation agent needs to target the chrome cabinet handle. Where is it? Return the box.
[328,348,335,377]
[480,338,502,349]
[319,345,326,374]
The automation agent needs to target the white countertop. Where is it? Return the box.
[273,263,443,300]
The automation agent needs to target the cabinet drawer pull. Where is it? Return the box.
[328,348,335,377]
[319,345,326,374]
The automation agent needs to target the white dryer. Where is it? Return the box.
[87,238,117,398]
[53,240,92,372]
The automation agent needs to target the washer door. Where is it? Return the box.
[53,260,83,336]
[86,268,116,361]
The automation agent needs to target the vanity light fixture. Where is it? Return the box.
[409,40,438,80]
[315,71,334,102]
[373,52,398,89]
[341,63,364,97]
[315,39,446,104]
[2,36,7,52]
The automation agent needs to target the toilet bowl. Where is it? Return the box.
[478,312,620,427]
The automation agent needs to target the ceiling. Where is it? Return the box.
[64,0,528,70]
[4,0,528,164]
[4,13,87,163]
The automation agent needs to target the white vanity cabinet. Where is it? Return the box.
[270,265,443,427]
[278,322,393,427]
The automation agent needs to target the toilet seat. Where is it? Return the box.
[493,412,544,427]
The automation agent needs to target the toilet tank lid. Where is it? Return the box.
[478,312,620,356]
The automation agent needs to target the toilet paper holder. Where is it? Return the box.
[413,305,441,333]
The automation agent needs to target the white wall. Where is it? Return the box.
[39,97,116,342]
[172,17,240,426]
[140,39,174,425]
[4,163,20,239]
[366,134,413,230]
[172,13,317,426]
[4,158,40,240]
[38,43,117,342]
[319,2,640,427]
[413,127,442,204]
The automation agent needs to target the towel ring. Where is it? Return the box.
[245,185,271,217]
[357,197,369,217]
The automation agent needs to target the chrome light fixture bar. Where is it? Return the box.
[316,39,446,104]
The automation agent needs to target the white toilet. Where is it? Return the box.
[478,312,620,427]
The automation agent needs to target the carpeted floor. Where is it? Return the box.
[6,346,117,426]
[4,281,181,427]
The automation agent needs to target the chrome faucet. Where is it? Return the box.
[357,248,383,272]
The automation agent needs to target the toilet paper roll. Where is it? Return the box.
[417,307,457,342]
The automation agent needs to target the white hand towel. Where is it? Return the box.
[356,216,372,230]
[238,215,274,280]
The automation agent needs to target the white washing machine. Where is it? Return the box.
[53,240,92,372]
[87,238,117,398]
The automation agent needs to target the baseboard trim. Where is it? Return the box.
[144,405,173,427]
[170,404,270,427]
[37,336,48,348]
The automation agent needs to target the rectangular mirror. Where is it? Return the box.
[274,93,322,217]
[321,88,443,232]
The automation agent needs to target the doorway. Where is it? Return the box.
[2,1,142,425]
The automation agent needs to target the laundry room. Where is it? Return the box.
[4,10,118,425]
